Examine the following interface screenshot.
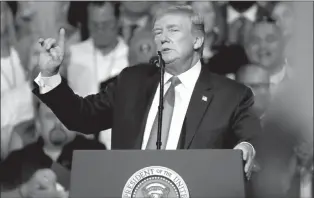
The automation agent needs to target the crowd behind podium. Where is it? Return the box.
[1,1,312,198]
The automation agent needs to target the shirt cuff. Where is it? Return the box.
[235,141,256,157]
[34,72,61,94]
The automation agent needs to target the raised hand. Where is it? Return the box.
[38,28,66,77]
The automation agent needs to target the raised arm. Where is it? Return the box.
[32,28,116,134]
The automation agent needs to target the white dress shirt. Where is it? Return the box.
[68,37,129,97]
[141,61,202,150]
[35,60,255,154]
[227,4,258,24]
[1,47,34,158]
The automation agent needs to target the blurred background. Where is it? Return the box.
[0,1,312,198]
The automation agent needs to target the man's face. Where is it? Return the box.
[237,67,271,117]
[88,4,118,48]
[122,2,153,15]
[191,1,216,33]
[153,13,195,66]
[272,2,294,38]
[246,22,285,70]
[38,104,75,147]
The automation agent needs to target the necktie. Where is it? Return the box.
[146,76,181,150]
[229,16,251,46]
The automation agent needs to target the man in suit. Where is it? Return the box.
[204,1,271,76]
[216,1,271,47]
[29,5,261,197]
[235,64,271,119]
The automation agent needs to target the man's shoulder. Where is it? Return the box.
[209,71,248,92]
[120,63,158,79]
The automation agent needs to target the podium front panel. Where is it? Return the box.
[70,150,245,198]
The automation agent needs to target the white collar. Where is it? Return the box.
[227,4,258,23]
[164,60,202,91]
[270,64,288,85]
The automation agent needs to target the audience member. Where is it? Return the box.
[0,101,106,196]
[236,65,271,119]
[14,2,77,80]
[128,28,156,65]
[285,140,313,198]
[1,1,34,160]
[217,1,270,47]
[191,1,219,62]
[119,1,154,44]
[200,2,270,76]
[245,17,292,95]
[271,2,295,40]
[271,1,295,64]
[14,2,38,70]
[67,1,129,149]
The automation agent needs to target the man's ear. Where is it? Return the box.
[193,35,204,50]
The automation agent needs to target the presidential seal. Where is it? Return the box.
[122,166,189,198]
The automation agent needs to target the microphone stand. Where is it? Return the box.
[156,51,165,150]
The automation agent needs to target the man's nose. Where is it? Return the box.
[160,32,170,44]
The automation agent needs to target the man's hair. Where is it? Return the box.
[245,15,283,46]
[153,5,205,54]
[87,1,120,19]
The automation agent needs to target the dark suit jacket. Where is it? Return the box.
[216,3,271,47]
[33,64,261,150]
[204,44,249,75]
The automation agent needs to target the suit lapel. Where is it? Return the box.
[133,68,160,149]
[184,66,214,148]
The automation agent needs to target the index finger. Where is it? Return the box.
[58,28,66,53]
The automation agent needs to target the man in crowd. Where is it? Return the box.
[1,1,34,160]
[31,5,260,197]
[119,1,154,44]
[67,1,129,148]
[217,1,270,47]
[235,64,271,119]
[245,17,292,95]
[0,100,106,197]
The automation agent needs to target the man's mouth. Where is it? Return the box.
[258,51,272,58]
[161,48,172,54]
[162,48,171,52]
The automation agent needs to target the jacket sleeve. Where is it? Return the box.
[32,74,119,135]
[231,87,262,145]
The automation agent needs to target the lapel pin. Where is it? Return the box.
[202,96,207,102]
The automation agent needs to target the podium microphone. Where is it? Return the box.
[156,51,165,150]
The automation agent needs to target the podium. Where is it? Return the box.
[69,150,246,198]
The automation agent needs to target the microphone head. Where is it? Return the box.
[157,51,162,56]
[149,55,159,65]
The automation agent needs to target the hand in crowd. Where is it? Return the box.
[19,169,68,198]
[294,141,313,169]
[38,28,66,77]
